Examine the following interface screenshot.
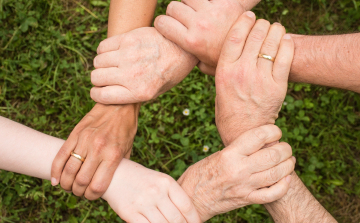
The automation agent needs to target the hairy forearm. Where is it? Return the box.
[264,172,337,223]
[290,33,360,93]
[108,0,157,37]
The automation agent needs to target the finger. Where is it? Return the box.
[125,214,151,223]
[272,34,294,85]
[251,157,296,188]
[93,51,120,69]
[91,67,122,87]
[197,62,216,76]
[84,160,120,200]
[90,86,137,105]
[218,11,256,64]
[226,125,283,156]
[169,183,202,223]
[141,208,168,223]
[166,1,195,28]
[72,154,101,197]
[154,15,188,50]
[51,135,78,186]
[247,175,292,204]
[240,19,271,63]
[257,23,286,73]
[59,139,88,190]
[97,34,124,54]
[181,0,207,11]
[157,200,187,223]
[247,142,292,173]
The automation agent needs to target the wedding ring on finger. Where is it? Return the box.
[70,151,85,163]
[258,53,275,62]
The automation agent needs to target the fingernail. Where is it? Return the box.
[273,22,282,26]
[245,11,255,18]
[156,16,164,26]
[93,58,97,67]
[283,34,291,40]
[285,175,292,184]
[51,177,58,186]
[292,156,296,163]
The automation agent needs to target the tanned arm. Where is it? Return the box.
[290,34,360,93]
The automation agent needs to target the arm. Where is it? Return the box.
[50,0,158,199]
[155,2,360,93]
[0,116,201,222]
[211,14,336,222]
[108,0,157,37]
[264,172,337,223]
[290,34,360,93]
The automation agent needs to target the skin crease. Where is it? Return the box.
[51,0,158,201]
[90,27,198,104]
[0,116,202,223]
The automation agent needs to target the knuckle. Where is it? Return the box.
[64,162,79,175]
[227,29,244,44]
[249,29,266,42]
[185,36,199,48]
[195,20,211,31]
[253,127,268,142]
[89,182,106,195]
[262,38,278,50]
[268,148,281,164]
[147,184,161,196]
[75,175,91,187]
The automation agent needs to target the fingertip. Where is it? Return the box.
[51,177,59,186]
[291,156,296,164]
[245,11,255,19]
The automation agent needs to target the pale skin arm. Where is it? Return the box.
[0,116,201,222]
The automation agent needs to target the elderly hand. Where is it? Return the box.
[51,103,139,200]
[103,159,201,223]
[154,0,245,75]
[178,125,295,222]
[214,13,294,146]
[90,27,198,104]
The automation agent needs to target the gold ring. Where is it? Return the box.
[70,151,85,162]
[258,53,275,62]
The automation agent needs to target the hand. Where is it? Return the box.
[214,13,294,146]
[51,103,140,200]
[154,0,245,75]
[178,125,295,222]
[103,159,201,223]
[90,27,198,104]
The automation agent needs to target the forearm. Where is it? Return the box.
[290,33,360,93]
[108,0,157,37]
[0,116,135,199]
[264,172,337,223]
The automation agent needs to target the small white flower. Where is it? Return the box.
[203,145,209,152]
[283,102,288,106]
[183,108,190,116]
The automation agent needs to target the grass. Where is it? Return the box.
[1,0,360,222]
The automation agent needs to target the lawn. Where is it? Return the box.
[1,0,360,222]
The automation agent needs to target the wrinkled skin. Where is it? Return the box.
[90,27,198,104]
[178,125,295,222]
